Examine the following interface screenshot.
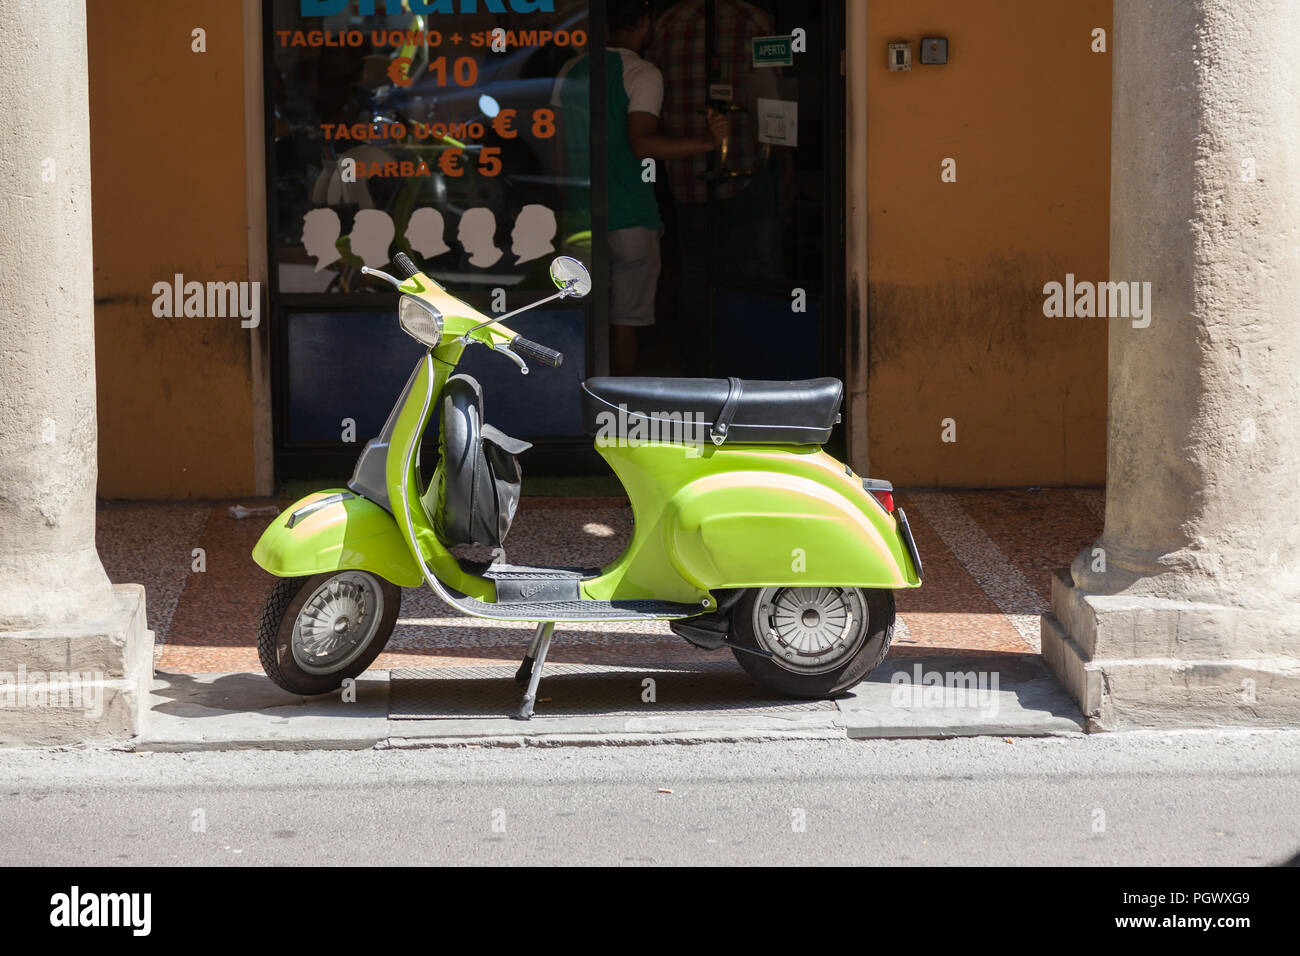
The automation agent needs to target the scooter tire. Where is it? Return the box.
[257,572,401,696]
[728,587,895,698]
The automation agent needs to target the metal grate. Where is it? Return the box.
[389,661,835,719]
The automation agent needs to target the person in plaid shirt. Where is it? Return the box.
[646,0,774,205]
[646,0,782,374]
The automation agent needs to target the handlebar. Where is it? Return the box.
[392,252,421,280]
[385,252,565,368]
[512,336,564,368]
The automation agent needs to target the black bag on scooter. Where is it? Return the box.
[430,374,531,548]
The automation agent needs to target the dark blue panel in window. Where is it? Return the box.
[286,309,584,443]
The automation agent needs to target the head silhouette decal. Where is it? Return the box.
[349,209,395,269]
[458,208,503,268]
[511,204,558,265]
[302,208,342,272]
[407,207,451,259]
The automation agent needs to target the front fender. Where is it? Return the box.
[251,490,423,587]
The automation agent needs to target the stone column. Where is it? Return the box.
[0,1,151,744]
[1042,0,1300,730]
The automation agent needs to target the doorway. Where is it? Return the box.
[625,0,845,382]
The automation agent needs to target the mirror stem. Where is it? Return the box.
[459,283,575,342]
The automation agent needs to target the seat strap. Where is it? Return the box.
[710,376,744,446]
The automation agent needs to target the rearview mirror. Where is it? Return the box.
[550,256,592,298]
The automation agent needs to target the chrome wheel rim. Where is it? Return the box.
[751,587,868,675]
[291,572,385,675]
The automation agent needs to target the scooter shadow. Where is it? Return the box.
[147,670,389,719]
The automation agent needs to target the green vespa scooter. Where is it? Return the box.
[252,253,922,717]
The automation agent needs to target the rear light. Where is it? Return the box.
[861,478,895,512]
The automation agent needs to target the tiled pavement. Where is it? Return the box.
[96,489,1104,676]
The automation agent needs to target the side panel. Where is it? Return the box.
[252,490,423,587]
[670,471,915,588]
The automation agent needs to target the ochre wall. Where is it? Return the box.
[88,1,256,498]
[865,0,1112,486]
[85,1,1111,496]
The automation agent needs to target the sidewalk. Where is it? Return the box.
[97,488,1103,747]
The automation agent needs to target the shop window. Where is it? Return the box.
[266,1,593,472]
[270,0,591,297]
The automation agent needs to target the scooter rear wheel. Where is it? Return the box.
[728,586,894,698]
[257,570,401,696]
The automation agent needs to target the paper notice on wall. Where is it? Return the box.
[756,98,798,147]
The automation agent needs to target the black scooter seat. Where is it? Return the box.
[581,376,842,445]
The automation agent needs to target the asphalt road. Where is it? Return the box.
[2,731,1299,866]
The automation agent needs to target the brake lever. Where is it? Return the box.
[493,342,530,375]
[361,266,403,290]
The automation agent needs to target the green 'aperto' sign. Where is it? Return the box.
[751,35,793,67]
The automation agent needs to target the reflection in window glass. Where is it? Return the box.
[269,1,591,309]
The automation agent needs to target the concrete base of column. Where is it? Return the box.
[1041,571,1300,732]
[0,585,153,746]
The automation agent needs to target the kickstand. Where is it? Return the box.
[515,621,555,720]
[515,621,549,685]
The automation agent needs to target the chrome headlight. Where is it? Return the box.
[398,295,442,347]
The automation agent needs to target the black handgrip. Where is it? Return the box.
[513,336,564,368]
[392,252,421,279]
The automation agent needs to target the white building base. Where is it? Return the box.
[0,585,153,746]
[1041,570,1300,732]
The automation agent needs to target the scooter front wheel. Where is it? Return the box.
[729,586,894,698]
[257,570,401,696]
